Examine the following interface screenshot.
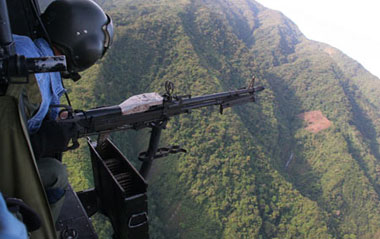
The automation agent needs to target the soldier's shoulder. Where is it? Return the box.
[13,34,39,57]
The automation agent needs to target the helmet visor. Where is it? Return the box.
[102,14,114,57]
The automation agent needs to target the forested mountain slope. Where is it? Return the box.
[63,0,380,238]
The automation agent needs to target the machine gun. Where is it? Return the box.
[59,80,264,177]
[56,79,264,238]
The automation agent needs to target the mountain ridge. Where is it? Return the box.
[64,0,380,238]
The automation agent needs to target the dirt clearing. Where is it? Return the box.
[298,110,332,133]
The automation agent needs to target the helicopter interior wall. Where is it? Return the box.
[6,0,41,39]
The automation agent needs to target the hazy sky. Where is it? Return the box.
[256,0,380,79]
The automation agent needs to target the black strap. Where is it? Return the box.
[58,77,72,107]
[4,196,42,232]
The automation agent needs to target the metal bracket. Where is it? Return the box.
[96,133,110,150]
[248,75,255,89]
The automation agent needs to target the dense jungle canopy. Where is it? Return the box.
[62,0,380,238]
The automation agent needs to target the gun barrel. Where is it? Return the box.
[26,56,67,73]
[167,86,264,112]
[65,85,265,137]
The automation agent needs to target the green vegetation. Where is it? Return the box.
[63,0,380,238]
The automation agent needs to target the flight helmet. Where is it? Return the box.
[41,0,114,73]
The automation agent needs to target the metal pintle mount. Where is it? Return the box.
[138,145,187,161]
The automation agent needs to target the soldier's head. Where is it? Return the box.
[41,0,114,74]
